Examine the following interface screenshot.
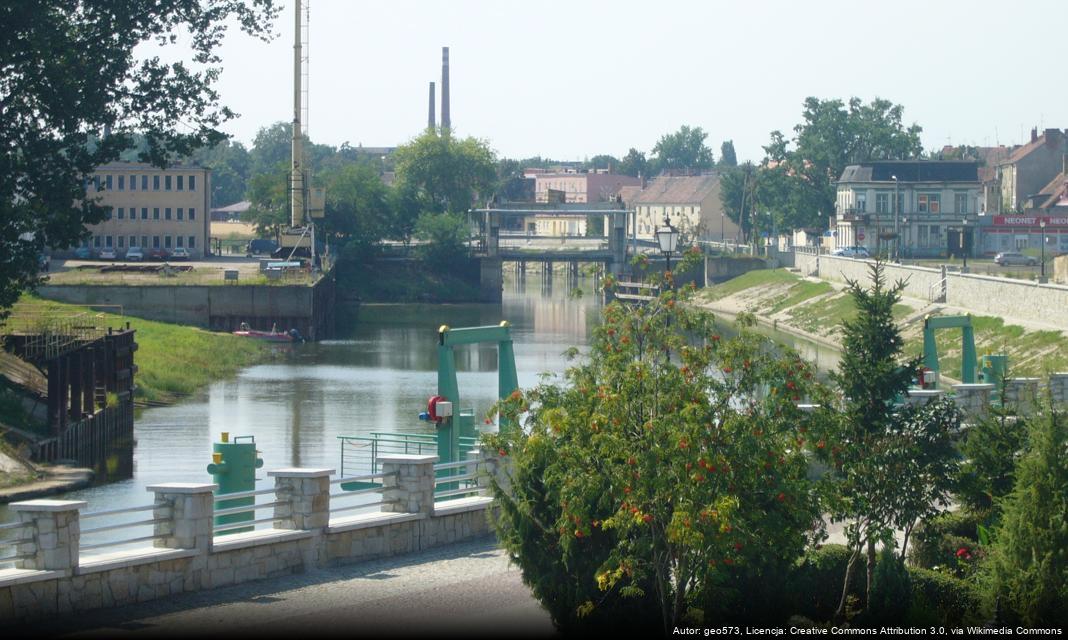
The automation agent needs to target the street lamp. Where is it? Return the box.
[902,216,909,259]
[961,218,969,271]
[1040,218,1047,280]
[656,214,679,287]
[892,174,900,261]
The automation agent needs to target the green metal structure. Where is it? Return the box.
[922,315,978,384]
[206,433,263,534]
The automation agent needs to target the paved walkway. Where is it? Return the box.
[12,537,555,638]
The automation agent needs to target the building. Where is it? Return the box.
[979,168,1068,256]
[989,128,1067,214]
[835,161,981,258]
[630,174,738,242]
[77,163,212,258]
[534,170,640,205]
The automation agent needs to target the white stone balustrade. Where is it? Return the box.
[148,483,216,552]
[904,389,945,407]
[9,500,86,573]
[380,454,437,516]
[1004,378,1040,414]
[268,468,333,531]
[952,383,995,422]
[1048,373,1068,407]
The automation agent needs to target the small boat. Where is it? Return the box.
[232,322,303,342]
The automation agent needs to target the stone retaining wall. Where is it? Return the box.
[0,454,499,623]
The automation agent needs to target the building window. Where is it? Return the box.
[118,236,125,249]
[177,207,183,221]
[153,175,160,190]
[93,176,101,191]
[917,193,941,214]
[189,175,196,191]
[141,235,148,249]
[164,175,171,191]
[177,175,184,191]
[129,175,136,191]
[188,236,196,249]
[141,207,148,220]
[165,207,171,220]
[117,207,124,220]
[855,193,867,213]
[152,236,160,249]
[189,208,196,221]
[105,236,113,248]
[105,175,113,190]
[153,208,160,220]
[118,175,125,191]
[176,236,184,248]
[93,236,101,248]
[929,225,942,247]
[955,192,968,214]
[876,193,890,214]
[164,235,172,249]
[129,235,136,248]
[104,207,112,220]
[141,175,148,190]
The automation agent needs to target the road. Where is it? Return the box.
[11,537,555,639]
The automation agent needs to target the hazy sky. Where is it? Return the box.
[173,0,1066,162]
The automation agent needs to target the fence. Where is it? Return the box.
[0,450,506,622]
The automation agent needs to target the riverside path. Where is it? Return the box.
[9,537,554,639]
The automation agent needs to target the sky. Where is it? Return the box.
[163,0,1067,163]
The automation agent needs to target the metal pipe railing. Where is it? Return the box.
[80,534,162,551]
[213,501,285,518]
[329,499,397,515]
[81,503,161,519]
[213,516,278,534]
[434,487,483,500]
[81,517,169,536]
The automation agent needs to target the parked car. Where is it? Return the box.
[831,246,871,258]
[170,247,190,260]
[125,246,144,261]
[73,246,93,259]
[99,248,117,260]
[994,251,1037,266]
[149,248,171,261]
[246,239,278,257]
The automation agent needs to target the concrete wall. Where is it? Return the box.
[704,256,768,285]
[945,273,1068,328]
[813,255,943,301]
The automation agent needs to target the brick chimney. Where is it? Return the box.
[1031,127,1038,143]
[1044,128,1063,146]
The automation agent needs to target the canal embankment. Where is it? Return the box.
[697,267,1068,380]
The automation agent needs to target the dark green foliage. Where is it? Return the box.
[986,408,1068,626]
[0,0,279,317]
[719,141,738,167]
[393,130,497,214]
[652,125,714,175]
[787,545,866,622]
[907,568,985,625]
[909,511,985,571]
[617,148,649,178]
[414,213,470,270]
[864,550,911,625]
[956,408,1029,516]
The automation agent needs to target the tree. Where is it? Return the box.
[987,406,1068,626]
[587,154,621,173]
[813,261,958,620]
[393,130,497,213]
[243,171,288,243]
[652,126,714,176]
[189,139,252,207]
[760,97,923,230]
[956,399,1030,517]
[0,0,279,316]
[719,163,756,241]
[413,212,470,269]
[719,141,738,167]
[488,260,824,631]
[320,163,391,262]
[617,148,650,178]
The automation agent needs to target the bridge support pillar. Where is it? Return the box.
[479,257,503,303]
[380,454,438,516]
[9,499,87,573]
[148,483,216,553]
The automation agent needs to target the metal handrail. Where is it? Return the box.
[82,503,161,519]
[0,521,28,532]
[435,473,479,486]
[213,501,285,518]
[80,534,161,551]
[211,486,277,501]
[330,486,385,499]
[328,471,395,486]
[434,460,480,472]
[330,499,397,515]
[81,517,169,536]
[434,487,483,500]
[213,516,278,534]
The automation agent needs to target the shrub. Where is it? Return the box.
[907,567,985,625]
[908,510,985,571]
[787,545,865,622]
[863,550,911,625]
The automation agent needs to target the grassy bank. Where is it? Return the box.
[698,268,1068,379]
[337,258,482,303]
[16,296,270,405]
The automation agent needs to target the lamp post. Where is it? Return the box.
[892,174,900,261]
[902,216,909,260]
[961,218,969,271]
[656,214,679,290]
[1040,218,1047,281]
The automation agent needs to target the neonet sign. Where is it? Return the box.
[992,215,1068,226]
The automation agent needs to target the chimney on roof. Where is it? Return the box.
[441,47,450,131]
[1031,127,1038,143]
[1045,128,1062,146]
[428,81,436,130]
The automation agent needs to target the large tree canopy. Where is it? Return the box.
[0,0,279,316]
[760,97,923,230]
[651,125,714,176]
[392,130,497,214]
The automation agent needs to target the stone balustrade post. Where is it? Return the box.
[1048,373,1068,407]
[904,389,945,407]
[466,447,495,496]
[9,499,86,573]
[952,383,995,422]
[147,483,216,552]
[268,468,333,531]
[379,454,437,516]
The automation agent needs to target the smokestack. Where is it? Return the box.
[441,46,450,131]
[428,81,436,130]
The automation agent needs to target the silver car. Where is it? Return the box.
[994,252,1037,266]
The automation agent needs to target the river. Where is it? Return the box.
[1,275,841,523]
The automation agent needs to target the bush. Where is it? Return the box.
[863,550,911,625]
[907,567,985,625]
[787,545,865,622]
[414,212,470,270]
[909,510,986,572]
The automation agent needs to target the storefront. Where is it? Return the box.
[979,215,1068,256]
